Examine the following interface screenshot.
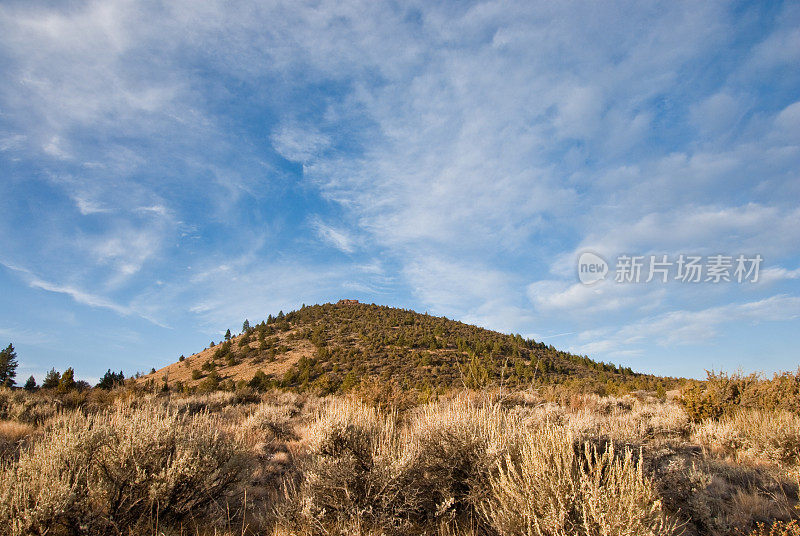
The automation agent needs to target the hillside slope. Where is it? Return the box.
[142,301,674,394]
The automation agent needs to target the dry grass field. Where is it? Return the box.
[1,384,798,536]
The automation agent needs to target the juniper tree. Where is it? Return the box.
[59,367,76,392]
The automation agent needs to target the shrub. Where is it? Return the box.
[692,409,800,467]
[241,403,297,443]
[750,520,800,536]
[681,370,800,422]
[483,426,680,535]
[0,420,34,459]
[279,397,685,535]
[249,370,271,391]
[0,388,60,424]
[197,371,221,393]
[401,398,508,528]
[0,404,244,535]
[286,399,406,532]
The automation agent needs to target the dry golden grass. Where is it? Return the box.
[692,409,800,467]
[141,330,315,390]
[0,404,245,536]
[0,389,797,535]
[0,420,34,443]
[0,419,35,459]
[485,427,679,535]
[277,396,680,535]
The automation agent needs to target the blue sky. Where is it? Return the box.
[1,0,798,383]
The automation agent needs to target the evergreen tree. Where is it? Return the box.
[225,329,232,341]
[0,343,18,387]
[58,367,76,392]
[23,375,37,391]
[242,319,250,332]
[248,370,269,391]
[42,368,60,389]
[96,369,125,390]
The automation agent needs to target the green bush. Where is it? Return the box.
[681,370,800,422]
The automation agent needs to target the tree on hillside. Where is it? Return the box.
[42,368,60,389]
[0,343,18,387]
[248,370,269,391]
[242,319,250,332]
[23,375,37,391]
[96,369,125,390]
[225,329,232,341]
[58,367,76,392]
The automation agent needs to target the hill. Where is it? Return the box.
[141,301,676,395]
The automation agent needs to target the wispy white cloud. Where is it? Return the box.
[758,266,800,285]
[0,0,798,379]
[271,124,331,163]
[0,261,167,327]
[42,135,71,159]
[72,193,112,215]
[573,294,800,354]
[527,279,666,315]
[310,217,355,253]
[0,326,53,347]
[0,133,26,151]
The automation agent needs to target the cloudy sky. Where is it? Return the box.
[1,0,798,382]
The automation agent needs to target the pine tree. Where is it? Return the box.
[0,343,18,387]
[42,368,60,389]
[96,369,125,390]
[225,329,232,341]
[23,375,37,391]
[242,319,250,332]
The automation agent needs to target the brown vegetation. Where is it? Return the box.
[0,383,798,535]
[3,306,799,535]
